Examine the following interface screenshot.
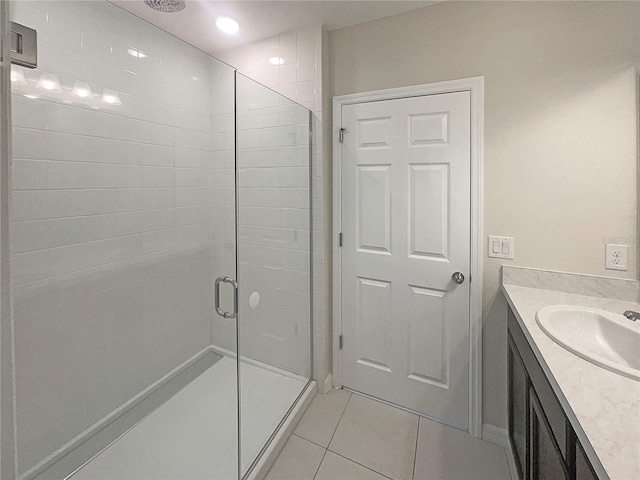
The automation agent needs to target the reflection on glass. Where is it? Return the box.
[101,89,122,105]
[127,47,148,58]
[37,72,62,92]
[71,81,93,98]
[11,64,123,109]
[10,66,27,85]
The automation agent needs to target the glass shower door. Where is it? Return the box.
[7,1,240,478]
[235,73,313,476]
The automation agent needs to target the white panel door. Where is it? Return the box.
[340,92,471,429]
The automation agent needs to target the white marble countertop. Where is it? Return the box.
[501,268,640,480]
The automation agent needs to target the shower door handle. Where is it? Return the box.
[215,276,238,319]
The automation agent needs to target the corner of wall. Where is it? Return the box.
[320,24,333,382]
[0,0,17,477]
[481,423,509,448]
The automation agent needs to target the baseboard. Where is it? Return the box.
[482,423,510,448]
[246,380,317,480]
[319,373,333,394]
[482,424,517,479]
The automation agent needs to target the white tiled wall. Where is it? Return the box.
[208,71,313,377]
[236,74,311,376]
[217,26,329,389]
[208,64,237,354]
[9,1,235,475]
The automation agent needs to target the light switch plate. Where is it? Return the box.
[488,235,515,260]
[605,244,627,271]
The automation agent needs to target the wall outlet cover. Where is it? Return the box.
[488,235,514,260]
[605,244,627,271]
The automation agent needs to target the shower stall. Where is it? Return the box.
[1,1,314,479]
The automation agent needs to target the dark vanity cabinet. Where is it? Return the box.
[508,308,600,480]
[528,389,568,479]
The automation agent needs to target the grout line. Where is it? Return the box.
[13,243,214,291]
[311,446,328,480]
[291,433,328,451]
[12,125,207,150]
[294,390,354,452]
[325,390,352,450]
[327,451,394,480]
[412,417,420,480]
[326,391,420,480]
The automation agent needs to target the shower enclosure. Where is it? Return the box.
[2,1,313,479]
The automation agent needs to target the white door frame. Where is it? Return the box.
[332,77,484,438]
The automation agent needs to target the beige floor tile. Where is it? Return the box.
[315,451,390,480]
[265,434,325,480]
[413,417,511,480]
[328,394,418,480]
[295,388,351,447]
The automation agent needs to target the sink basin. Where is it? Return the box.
[535,305,640,381]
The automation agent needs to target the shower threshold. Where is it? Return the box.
[33,350,308,480]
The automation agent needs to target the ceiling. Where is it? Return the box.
[110,0,439,54]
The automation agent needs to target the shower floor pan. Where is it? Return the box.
[34,352,307,480]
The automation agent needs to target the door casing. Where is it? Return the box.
[332,77,484,437]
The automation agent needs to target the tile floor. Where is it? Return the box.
[266,389,513,480]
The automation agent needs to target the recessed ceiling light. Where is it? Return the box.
[216,17,239,34]
[268,57,285,66]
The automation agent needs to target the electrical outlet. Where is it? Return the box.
[605,244,627,271]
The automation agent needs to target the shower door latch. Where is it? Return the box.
[10,22,37,69]
[215,276,238,319]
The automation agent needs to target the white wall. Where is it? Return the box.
[330,1,639,430]
[217,27,331,388]
[9,1,235,474]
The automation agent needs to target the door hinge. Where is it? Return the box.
[339,128,346,143]
[339,335,343,350]
[339,232,343,247]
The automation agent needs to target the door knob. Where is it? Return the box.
[452,272,465,284]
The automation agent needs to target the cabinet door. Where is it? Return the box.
[575,441,598,480]
[508,336,528,479]
[529,390,569,480]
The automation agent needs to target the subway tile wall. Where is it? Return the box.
[217,27,329,390]
[236,74,311,377]
[208,72,313,378]
[208,63,237,355]
[9,1,235,475]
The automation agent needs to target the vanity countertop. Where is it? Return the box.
[501,267,640,480]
